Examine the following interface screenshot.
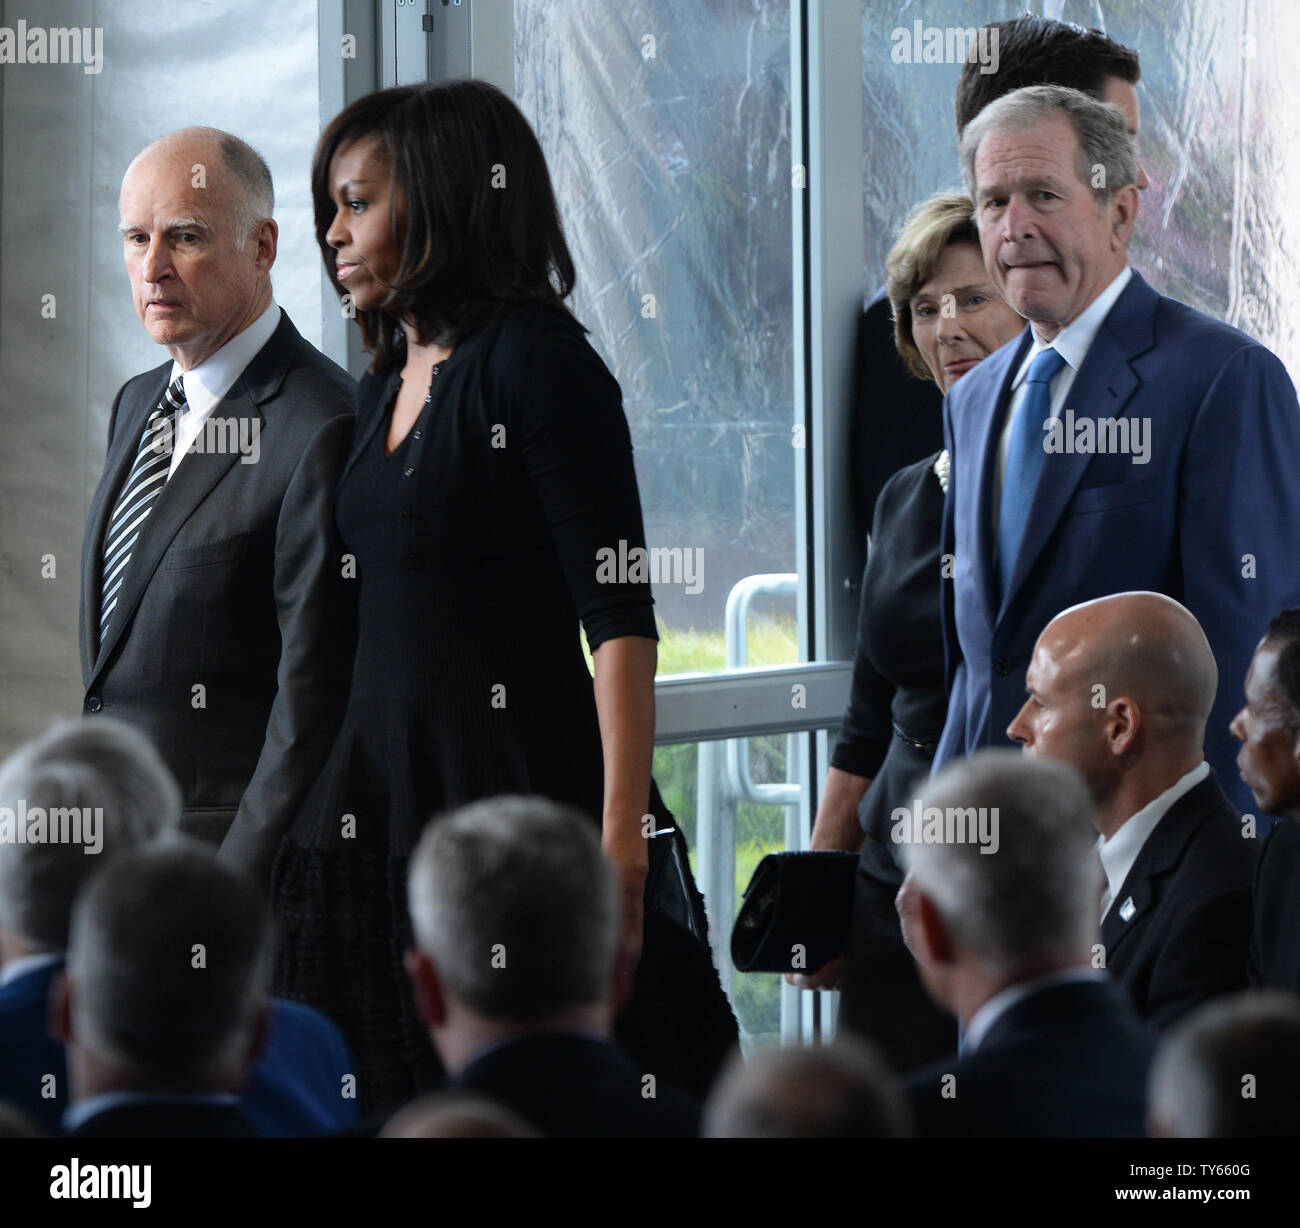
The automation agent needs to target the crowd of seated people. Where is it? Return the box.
[5,14,1300,1142]
[3,593,1300,1138]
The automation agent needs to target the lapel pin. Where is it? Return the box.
[1118,897,1136,922]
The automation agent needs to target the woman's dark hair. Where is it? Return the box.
[312,79,578,371]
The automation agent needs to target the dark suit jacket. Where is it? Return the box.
[934,270,1300,818]
[78,312,355,882]
[69,1099,258,1139]
[1249,816,1300,992]
[849,290,944,544]
[450,1032,700,1138]
[1100,770,1253,1030]
[906,978,1155,1137]
[0,956,357,1138]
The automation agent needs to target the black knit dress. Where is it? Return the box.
[270,301,737,1117]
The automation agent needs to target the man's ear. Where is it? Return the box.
[404,947,447,1030]
[50,970,72,1045]
[1109,182,1139,249]
[916,893,956,969]
[1108,696,1140,757]
[254,218,278,275]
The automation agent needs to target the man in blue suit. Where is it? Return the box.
[0,718,356,1136]
[935,84,1300,820]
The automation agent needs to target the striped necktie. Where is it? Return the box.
[99,376,186,642]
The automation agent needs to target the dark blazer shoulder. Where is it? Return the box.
[251,312,355,421]
[906,979,1153,1137]
[873,452,942,522]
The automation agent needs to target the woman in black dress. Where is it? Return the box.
[789,193,1023,1069]
[271,80,736,1117]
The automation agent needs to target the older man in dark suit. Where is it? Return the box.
[900,752,1155,1137]
[1009,592,1254,1030]
[79,127,354,885]
[934,85,1300,820]
[403,796,700,1139]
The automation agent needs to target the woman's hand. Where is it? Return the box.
[784,765,871,991]
[602,813,649,965]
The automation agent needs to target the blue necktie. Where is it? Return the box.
[997,347,1066,597]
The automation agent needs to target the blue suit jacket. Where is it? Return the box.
[0,958,357,1136]
[935,269,1300,817]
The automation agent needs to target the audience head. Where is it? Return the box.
[0,717,181,960]
[1230,610,1300,819]
[405,795,622,1071]
[960,84,1139,340]
[0,1102,46,1139]
[380,1091,541,1139]
[895,751,1101,1021]
[313,79,575,371]
[1149,992,1300,1137]
[59,839,271,1098]
[119,127,276,370]
[1008,593,1218,835]
[884,191,1023,392]
[955,15,1146,191]
[703,1040,909,1138]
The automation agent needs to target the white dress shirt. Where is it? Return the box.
[63,1089,242,1133]
[1098,760,1210,921]
[963,967,1107,1055]
[166,301,281,478]
[993,266,1133,534]
[0,951,62,988]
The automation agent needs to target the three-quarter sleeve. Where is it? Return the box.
[506,309,658,651]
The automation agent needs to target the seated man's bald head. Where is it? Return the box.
[1009,592,1218,824]
[1049,592,1217,743]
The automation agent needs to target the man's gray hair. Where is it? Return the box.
[704,1040,911,1138]
[67,839,271,1086]
[0,718,180,952]
[407,796,619,1021]
[219,132,274,248]
[1149,991,1300,1137]
[898,750,1101,974]
[960,83,1137,205]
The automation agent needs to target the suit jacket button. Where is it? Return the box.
[86,696,103,712]
[994,660,1012,676]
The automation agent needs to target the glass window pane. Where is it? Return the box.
[515,0,797,673]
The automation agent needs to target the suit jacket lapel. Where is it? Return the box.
[88,314,303,681]
[998,272,1158,619]
[92,390,260,677]
[82,369,170,677]
[1099,771,1223,959]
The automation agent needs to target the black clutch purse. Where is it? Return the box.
[731,850,860,973]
